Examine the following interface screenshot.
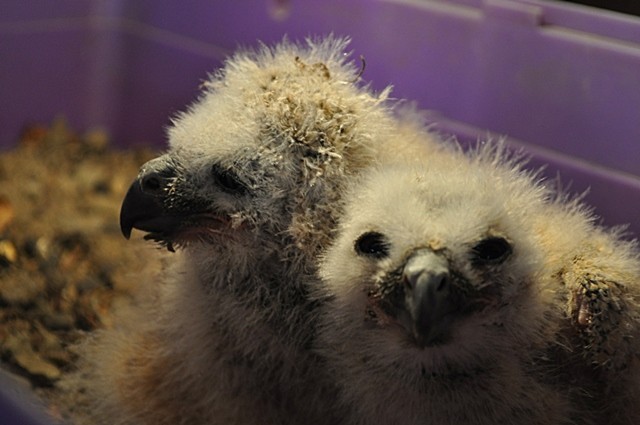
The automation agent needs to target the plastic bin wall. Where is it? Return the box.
[0,1,639,423]
[2,0,639,233]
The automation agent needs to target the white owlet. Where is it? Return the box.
[62,37,440,425]
[317,143,640,425]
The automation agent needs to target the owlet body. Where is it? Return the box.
[63,37,439,425]
[317,144,640,425]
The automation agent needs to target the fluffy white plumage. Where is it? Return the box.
[317,143,640,425]
[64,37,439,425]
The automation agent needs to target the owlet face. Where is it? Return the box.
[118,38,393,256]
[351,230,514,347]
[320,160,552,369]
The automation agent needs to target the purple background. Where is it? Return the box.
[1,1,640,422]
[2,0,639,235]
[1,0,640,275]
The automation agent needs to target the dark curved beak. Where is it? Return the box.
[402,249,458,346]
[120,155,181,239]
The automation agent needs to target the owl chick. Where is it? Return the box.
[317,143,640,425]
[65,37,440,425]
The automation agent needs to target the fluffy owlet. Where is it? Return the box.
[63,37,439,425]
[317,143,640,425]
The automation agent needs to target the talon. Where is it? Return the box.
[577,299,591,327]
[573,291,592,328]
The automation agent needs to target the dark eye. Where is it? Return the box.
[471,236,512,266]
[355,232,390,259]
[211,164,248,195]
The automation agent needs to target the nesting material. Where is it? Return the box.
[0,118,160,418]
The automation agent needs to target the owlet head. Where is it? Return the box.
[320,145,555,363]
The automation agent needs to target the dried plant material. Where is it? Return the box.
[0,196,15,233]
[0,118,162,418]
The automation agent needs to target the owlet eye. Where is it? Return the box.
[211,164,248,195]
[471,236,512,266]
[355,232,390,259]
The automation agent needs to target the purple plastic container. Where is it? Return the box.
[1,1,639,423]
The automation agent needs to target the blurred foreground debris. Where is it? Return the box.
[0,118,158,397]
